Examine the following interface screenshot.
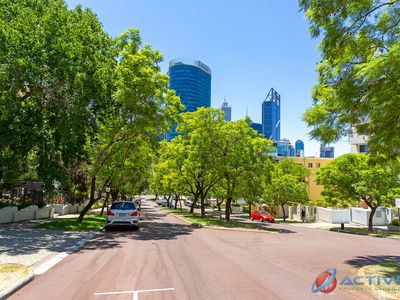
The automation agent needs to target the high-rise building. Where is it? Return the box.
[220,98,231,122]
[250,122,263,135]
[276,138,293,157]
[169,58,211,112]
[320,144,335,158]
[349,116,369,154]
[295,140,304,157]
[262,88,281,142]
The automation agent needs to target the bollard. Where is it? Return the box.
[341,223,344,230]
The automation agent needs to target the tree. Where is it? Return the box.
[0,0,115,192]
[299,0,400,157]
[151,140,187,208]
[174,108,224,216]
[316,153,400,231]
[216,120,273,221]
[263,159,310,221]
[77,28,182,222]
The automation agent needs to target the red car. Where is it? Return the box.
[251,211,275,223]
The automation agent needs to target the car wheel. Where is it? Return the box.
[251,217,254,221]
[134,225,140,231]
[104,225,110,231]
[260,218,264,222]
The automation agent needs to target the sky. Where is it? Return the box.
[66,0,350,157]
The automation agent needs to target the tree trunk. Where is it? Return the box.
[225,196,232,221]
[281,204,286,222]
[174,194,180,209]
[110,189,118,202]
[200,195,205,218]
[100,192,110,215]
[167,193,172,207]
[368,206,377,232]
[190,194,199,213]
[77,177,97,223]
[217,198,223,211]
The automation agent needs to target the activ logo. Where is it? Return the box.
[312,267,400,294]
[311,268,338,293]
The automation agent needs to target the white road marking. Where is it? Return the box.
[94,287,175,300]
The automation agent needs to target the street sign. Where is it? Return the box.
[396,198,400,208]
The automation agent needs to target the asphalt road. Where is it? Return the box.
[11,198,400,300]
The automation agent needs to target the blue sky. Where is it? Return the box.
[66,0,350,156]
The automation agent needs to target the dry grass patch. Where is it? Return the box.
[0,263,29,292]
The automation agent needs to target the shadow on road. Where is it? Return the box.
[345,255,400,268]
[81,221,198,251]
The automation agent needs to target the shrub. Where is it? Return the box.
[391,219,399,226]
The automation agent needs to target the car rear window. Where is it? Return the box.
[110,202,136,210]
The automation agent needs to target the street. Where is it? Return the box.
[11,198,399,300]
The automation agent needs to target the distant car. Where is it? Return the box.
[185,200,201,208]
[105,201,140,230]
[250,211,275,223]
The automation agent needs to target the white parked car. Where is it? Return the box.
[105,201,139,230]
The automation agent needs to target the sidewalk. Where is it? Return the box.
[0,220,95,270]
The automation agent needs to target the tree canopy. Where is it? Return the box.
[316,153,400,230]
[300,0,400,157]
[263,159,310,221]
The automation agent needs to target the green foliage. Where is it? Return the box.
[35,216,105,231]
[162,207,286,232]
[300,0,400,157]
[316,153,400,230]
[0,0,115,190]
[391,219,399,226]
[152,108,274,220]
[263,159,310,209]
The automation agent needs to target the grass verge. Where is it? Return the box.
[0,263,29,292]
[35,216,105,231]
[329,227,400,238]
[360,262,400,299]
[162,208,292,233]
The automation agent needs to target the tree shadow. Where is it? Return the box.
[0,226,91,256]
[345,255,400,269]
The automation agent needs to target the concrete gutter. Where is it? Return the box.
[0,270,33,300]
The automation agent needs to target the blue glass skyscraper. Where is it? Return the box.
[220,98,231,122]
[250,123,263,135]
[295,140,304,157]
[320,144,335,158]
[262,88,281,142]
[169,58,211,112]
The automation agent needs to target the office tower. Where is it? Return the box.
[320,144,335,158]
[295,139,304,157]
[220,98,231,122]
[276,138,292,157]
[262,88,281,142]
[250,123,263,135]
[169,58,211,112]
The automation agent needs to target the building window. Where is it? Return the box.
[307,163,313,168]
[359,144,368,153]
[316,163,320,168]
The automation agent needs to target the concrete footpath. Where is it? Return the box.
[0,217,98,298]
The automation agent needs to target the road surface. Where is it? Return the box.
[11,198,399,299]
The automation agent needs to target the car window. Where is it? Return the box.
[111,202,136,210]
